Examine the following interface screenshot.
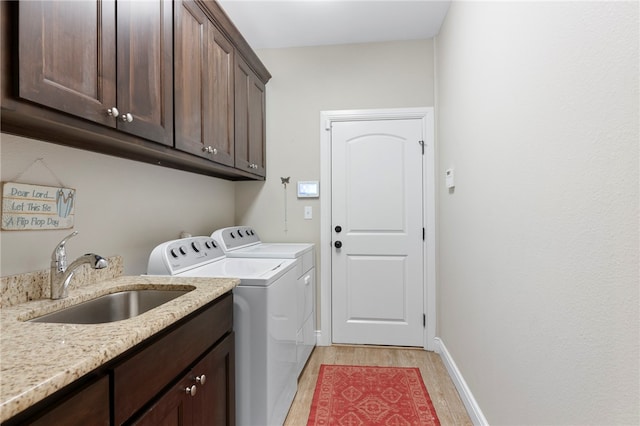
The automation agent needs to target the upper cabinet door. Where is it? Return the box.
[117,0,173,146]
[234,54,266,177]
[18,1,117,127]
[174,0,235,166]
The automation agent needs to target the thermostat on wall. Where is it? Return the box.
[297,181,319,198]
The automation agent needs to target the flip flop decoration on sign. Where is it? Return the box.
[56,188,74,218]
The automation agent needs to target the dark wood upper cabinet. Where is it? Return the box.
[18,0,173,146]
[116,0,174,146]
[3,0,270,180]
[175,0,235,166]
[235,53,266,177]
[18,1,117,127]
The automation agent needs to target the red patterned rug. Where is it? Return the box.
[307,364,440,426]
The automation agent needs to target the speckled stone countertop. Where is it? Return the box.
[0,274,239,423]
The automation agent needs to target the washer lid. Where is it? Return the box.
[176,258,297,285]
[225,242,314,259]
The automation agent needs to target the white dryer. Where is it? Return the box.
[147,236,298,426]
[211,226,316,376]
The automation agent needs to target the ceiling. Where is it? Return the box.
[217,0,451,50]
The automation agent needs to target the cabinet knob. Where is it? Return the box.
[202,146,212,153]
[185,385,197,397]
[106,107,119,118]
[212,148,218,155]
[120,113,134,123]
[196,374,206,385]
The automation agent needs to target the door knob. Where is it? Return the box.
[334,241,342,249]
[334,225,342,233]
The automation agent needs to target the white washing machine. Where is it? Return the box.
[147,236,298,426]
[211,226,316,376]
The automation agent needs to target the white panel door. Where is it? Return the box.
[331,119,424,346]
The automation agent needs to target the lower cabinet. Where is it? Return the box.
[133,332,235,426]
[25,375,110,426]
[4,292,234,426]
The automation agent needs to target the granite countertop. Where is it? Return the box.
[0,275,239,423]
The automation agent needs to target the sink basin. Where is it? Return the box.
[28,289,192,324]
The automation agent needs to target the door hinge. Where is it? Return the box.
[418,140,425,155]
[422,228,425,241]
[423,314,426,327]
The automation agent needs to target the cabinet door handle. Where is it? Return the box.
[106,107,119,118]
[196,374,206,385]
[185,385,197,397]
[202,146,212,153]
[120,113,134,123]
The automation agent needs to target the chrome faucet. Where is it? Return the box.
[50,231,108,299]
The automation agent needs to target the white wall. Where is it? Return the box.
[0,134,235,276]
[436,2,639,425]
[235,40,435,323]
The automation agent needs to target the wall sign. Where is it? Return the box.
[1,182,75,230]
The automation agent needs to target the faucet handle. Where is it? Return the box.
[52,231,79,265]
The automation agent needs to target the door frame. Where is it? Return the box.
[319,107,436,351]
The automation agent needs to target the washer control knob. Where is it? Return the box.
[230,232,235,239]
[179,245,188,255]
[191,241,201,252]
[212,240,217,248]
[170,248,179,258]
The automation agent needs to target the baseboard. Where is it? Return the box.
[315,329,330,346]
[434,337,489,426]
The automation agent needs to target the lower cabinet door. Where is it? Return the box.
[133,332,235,426]
[28,375,110,426]
[191,332,236,426]
[133,376,194,426]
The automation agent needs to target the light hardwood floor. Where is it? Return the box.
[284,345,473,425]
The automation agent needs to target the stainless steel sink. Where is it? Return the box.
[28,289,192,324]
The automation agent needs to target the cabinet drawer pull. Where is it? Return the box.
[196,374,206,385]
[202,146,217,155]
[107,107,120,118]
[185,385,197,397]
[120,112,134,123]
